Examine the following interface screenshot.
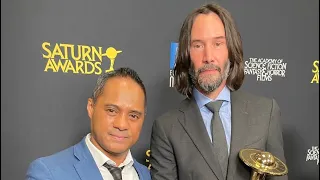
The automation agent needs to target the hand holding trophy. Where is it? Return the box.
[239,149,288,180]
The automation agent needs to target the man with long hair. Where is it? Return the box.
[150,3,287,180]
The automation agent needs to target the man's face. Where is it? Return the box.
[189,12,230,93]
[87,77,145,157]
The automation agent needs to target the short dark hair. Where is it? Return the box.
[174,3,245,98]
[91,67,147,107]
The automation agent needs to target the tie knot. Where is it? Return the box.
[205,100,223,113]
[103,163,124,180]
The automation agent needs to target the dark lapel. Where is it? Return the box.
[226,91,250,180]
[178,97,224,180]
[73,138,104,180]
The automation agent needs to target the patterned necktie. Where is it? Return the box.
[205,100,228,179]
[103,163,124,180]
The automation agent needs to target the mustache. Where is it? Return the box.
[197,64,221,73]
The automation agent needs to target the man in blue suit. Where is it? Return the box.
[26,67,151,180]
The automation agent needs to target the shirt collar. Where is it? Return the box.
[85,133,134,168]
[193,86,231,109]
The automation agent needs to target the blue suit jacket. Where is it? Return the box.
[26,137,151,180]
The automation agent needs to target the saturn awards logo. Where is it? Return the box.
[311,60,319,84]
[41,42,122,75]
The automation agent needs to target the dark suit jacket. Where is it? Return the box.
[26,137,151,180]
[150,90,287,180]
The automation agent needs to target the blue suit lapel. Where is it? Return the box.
[133,159,147,180]
[73,137,103,180]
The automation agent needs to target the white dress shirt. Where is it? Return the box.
[85,133,139,180]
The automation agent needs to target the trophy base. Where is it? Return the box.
[251,171,266,180]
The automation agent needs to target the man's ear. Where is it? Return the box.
[87,98,94,120]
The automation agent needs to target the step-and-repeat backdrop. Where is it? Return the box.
[1,0,319,179]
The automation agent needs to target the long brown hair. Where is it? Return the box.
[174,3,244,98]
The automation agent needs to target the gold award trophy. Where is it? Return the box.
[239,149,288,180]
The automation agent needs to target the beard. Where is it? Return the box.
[189,60,230,93]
